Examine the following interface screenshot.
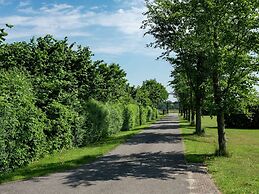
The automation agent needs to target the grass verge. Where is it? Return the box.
[180,116,259,194]
[0,120,158,184]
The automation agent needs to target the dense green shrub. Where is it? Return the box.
[44,101,77,152]
[152,107,158,120]
[122,104,140,130]
[225,106,259,129]
[82,100,109,144]
[0,69,46,172]
[107,103,124,135]
[140,106,148,125]
[147,106,153,122]
[79,100,126,145]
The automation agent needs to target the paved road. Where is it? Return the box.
[0,114,219,194]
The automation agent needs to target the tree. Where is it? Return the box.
[143,0,258,155]
[142,0,209,134]
[141,79,169,107]
[0,24,13,43]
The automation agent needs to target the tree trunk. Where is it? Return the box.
[195,102,202,135]
[191,109,195,126]
[212,70,227,155]
[190,91,195,125]
[194,90,203,135]
[139,105,142,126]
[187,108,191,122]
[217,110,227,155]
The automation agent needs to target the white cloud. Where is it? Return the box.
[1,2,159,56]
[93,7,145,35]
[18,6,38,14]
[18,1,30,7]
[1,3,146,37]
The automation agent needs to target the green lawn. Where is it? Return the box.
[0,121,157,184]
[180,116,259,194]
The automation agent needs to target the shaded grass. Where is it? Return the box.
[0,121,157,184]
[180,116,259,193]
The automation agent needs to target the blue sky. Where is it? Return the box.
[0,0,174,100]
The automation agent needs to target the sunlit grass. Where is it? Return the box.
[180,116,259,193]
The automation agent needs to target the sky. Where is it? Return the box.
[0,0,175,100]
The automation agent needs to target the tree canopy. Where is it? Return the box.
[143,0,259,155]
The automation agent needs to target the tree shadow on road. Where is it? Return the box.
[62,151,208,188]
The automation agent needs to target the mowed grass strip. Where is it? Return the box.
[0,121,157,184]
[180,116,259,194]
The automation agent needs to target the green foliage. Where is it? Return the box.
[0,34,164,174]
[147,106,153,122]
[0,24,13,43]
[82,100,109,144]
[152,107,158,120]
[143,0,259,154]
[81,100,124,144]
[122,104,140,130]
[225,105,259,129]
[0,69,46,172]
[141,79,169,108]
[44,101,76,152]
[140,106,148,125]
[106,103,124,135]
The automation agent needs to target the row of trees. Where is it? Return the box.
[142,0,258,155]
[0,29,169,172]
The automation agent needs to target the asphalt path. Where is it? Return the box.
[0,113,220,194]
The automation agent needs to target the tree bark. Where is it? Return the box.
[139,105,142,126]
[187,108,191,122]
[213,70,227,155]
[195,100,202,135]
[191,108,195,126]
[190,90,195,125]
[217,110,227,155]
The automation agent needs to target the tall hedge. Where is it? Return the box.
[44,101,79,152]
[0,69,46,172]
[140,106,148,125]
[122,104,140,130]
[147,106,153,122]
[152,107,158,120]
[107,103,124,135]
[80,100,124,145]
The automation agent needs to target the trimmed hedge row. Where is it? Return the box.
[0,69,46,172]
[0,72,158,172]
[225,106,259,129]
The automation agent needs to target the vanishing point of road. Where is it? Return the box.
[0,114,220,194]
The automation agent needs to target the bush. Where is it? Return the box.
[122,104,140,130]
[225,106,259,129]
[147,106,153,122]
[152,108,158,120]
[0,69,46,172]
[44,101,77,152]
[80,100,124,145]
[140,106,148,125]
[107,103,124,135]
[81,100,109,144]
